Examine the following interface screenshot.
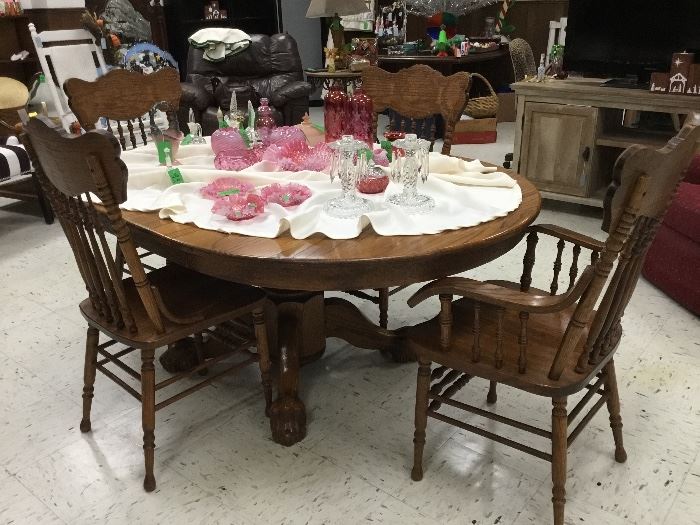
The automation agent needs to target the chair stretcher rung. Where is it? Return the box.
[567,395,608,447]
[155,355,257,411]
[97,363,141,401]
[97,348,141,380]
[430,394,551,438]
[429,409,552,462]
[96,345,136,366]
[430,370,461,394]
[155,345,256,391]
[568,375,606,423]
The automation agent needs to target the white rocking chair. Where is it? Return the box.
[29,23,109,130]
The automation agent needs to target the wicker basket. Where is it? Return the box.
[465,73,499,119]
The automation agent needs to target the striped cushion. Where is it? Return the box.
[0,136,31,182]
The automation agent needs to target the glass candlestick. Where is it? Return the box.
[325,135,372,219]
[388,133,434,214]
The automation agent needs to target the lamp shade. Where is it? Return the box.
[306,0,369,18]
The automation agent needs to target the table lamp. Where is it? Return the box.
[306,0,369,50]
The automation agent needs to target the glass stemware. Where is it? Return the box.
[388,133,434,214]
[325,135,372,219]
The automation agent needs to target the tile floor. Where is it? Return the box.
[1,121,699,525]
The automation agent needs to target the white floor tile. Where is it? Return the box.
[0,472,65,524]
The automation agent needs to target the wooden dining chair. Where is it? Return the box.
[65,68,182,273]
[21,118,273,492]
[357,64,471,329]
[403,115,700,525]
[64,67,182,151]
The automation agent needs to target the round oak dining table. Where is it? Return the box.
[121,170,541,446]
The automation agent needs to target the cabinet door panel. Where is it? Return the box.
[520,102,598,197]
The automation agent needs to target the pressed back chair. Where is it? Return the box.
[65,68,182,273]
[357,64,471,330]
[64,67,182,151]
[21,119,273,492]
[404,115,700,525]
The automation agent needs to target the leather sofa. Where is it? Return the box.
[642,154,700,315]
[180,33,313,136]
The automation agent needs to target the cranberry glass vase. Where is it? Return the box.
[256,98,277,130]
[349,86,374,146]
[324,82,348,143]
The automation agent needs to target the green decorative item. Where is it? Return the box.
[380,139,393,162]
[436,24,451,57]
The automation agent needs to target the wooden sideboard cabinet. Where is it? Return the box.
[513,78,700,207]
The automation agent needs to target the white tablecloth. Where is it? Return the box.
[119,140,522,240]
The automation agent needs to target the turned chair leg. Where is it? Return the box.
[487,380,498,404]
[253,308,273,417]
[603,360,627,463]
[412,359,431,481]
[80,327,100,433]
[378,287,389,329]
[551,397,568,525]
[193,333,208,376]
[141,349,157,492]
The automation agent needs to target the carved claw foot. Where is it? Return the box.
[269,396,307,446]
[382,344,416,364]
[159,337,198,373]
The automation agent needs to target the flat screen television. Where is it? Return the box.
[564,0,700,85]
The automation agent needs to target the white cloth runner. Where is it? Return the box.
[119,140,522,240]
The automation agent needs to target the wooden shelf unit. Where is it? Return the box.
[513,78,700,207]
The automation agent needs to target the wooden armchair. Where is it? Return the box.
[357,65,471,328]
[65,68,182,151]
[21,119,272,492]
[404,115,700,525]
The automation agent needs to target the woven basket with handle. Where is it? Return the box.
[465,73,499,119]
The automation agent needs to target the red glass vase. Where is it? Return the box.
[349,86,374,146]
[324,83,348,143]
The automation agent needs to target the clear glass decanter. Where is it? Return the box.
[325,135,372,219]
[388,133,434,214]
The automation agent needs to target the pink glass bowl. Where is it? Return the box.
[357,171,390,194]
[200,177,255,200]
[212,193,265,221]
[260,183,312,207]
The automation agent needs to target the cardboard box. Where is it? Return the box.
[496,92,516,122]
[453,117,497,144]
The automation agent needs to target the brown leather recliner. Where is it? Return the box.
[180,33,313,136]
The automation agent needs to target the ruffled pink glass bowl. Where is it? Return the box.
[200,177,255,200]
[260,183,312,207]
[212,193,266,221]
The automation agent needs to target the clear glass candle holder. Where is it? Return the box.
[388,133,434,214]
[325,135,372,219]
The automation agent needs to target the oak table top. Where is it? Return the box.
[121,168,541,446]
[122,171,541,292]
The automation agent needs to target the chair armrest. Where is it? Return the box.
[529,224,605,252]
[270,81,314,107]
[407,266,594,314]
[180,82,214,112]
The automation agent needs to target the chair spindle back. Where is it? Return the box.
[361,65,471,155]
[21,119,165,334]
[65,68,181,151]
[411,114,700,382]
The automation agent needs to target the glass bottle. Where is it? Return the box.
[324,81,348,143]
[256,97,277,131]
